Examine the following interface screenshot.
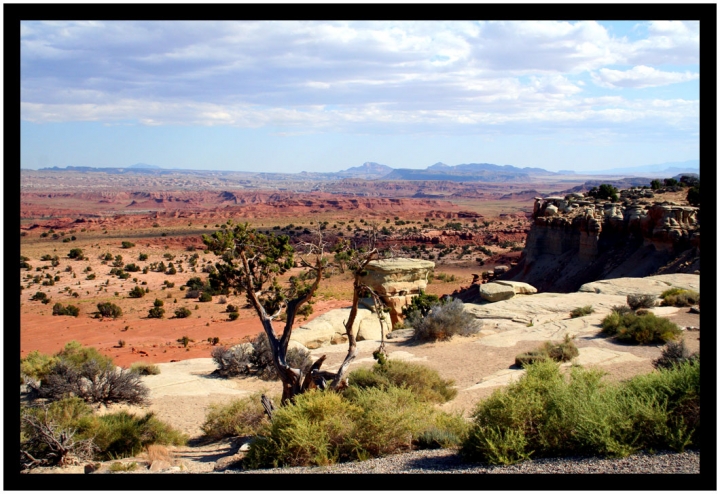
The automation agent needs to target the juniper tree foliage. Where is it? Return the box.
[202,222,327,403]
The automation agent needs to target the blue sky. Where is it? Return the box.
[20,21,700,173]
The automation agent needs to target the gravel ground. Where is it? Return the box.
[233,448,700,474]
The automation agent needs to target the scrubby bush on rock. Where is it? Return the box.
[201,393,270,440]
[242,385,469,469]
[514,335,579,367]
[211,332,312,380]
[22,342,149,406]
[626,293,657,310]
[346,359,457,403]
[660,288,699,307]
[408,299,479,342]
[653,340,699,370]
[461,359,700,465]
[601,311,681,344]
[569,305,594,318]
[129,362,161,376]
[20,397,187,469]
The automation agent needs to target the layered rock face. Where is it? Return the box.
[359,258,435,325]
[506,193,700,293]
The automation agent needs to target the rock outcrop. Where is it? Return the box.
[359,258,435,325]
[291,307,391,349]
[504,193,700,292]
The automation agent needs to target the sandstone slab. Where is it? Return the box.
[291,307,391,349]
[494,280,538,295]
[479,283,516,302]
[578,274,699,296]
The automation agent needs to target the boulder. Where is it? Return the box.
[291,307,391,349]
[479,282,516,302]
[578,274,699,296]
[494,280,537,295]
[359,258,435,325]
[493,265,510,275]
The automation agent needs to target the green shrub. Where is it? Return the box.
[52,303,80,317]
[626,293,657,310]
[31,291,48,302]
[153,298,164,307]
[515,335,579,367]
[21,350,57,383]
[199,292,213,302]
[409,299,478,342]
[148,307,165,319]
[174,307,192,318]
[121,241,135,249]
[108,461,138,472]
[88,411,187,460]
[67,248,84,259]
[201,393,270,440]
[653,340,699,370]
[346,360,457,403]
[570,305,594,318]
[660,288,700,307]
[244,390,360,468]
[129,362,161,376]
[460,359,700,465]
[138,253,149,261]
[228,312,240,321]
[401,290,440,319]
[243,386,468,469]
[97,302,122,319]
[601,311,681,344]
[128,286,145,298]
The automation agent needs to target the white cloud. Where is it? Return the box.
[591,65,699,88]
[19,20,699,140]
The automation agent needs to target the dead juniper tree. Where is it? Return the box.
[203,222,387,408]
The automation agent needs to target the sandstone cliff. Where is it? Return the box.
[504,191,700,293]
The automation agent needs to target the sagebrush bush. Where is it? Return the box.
[21,350,57,384]
[174,307,192,318]
[346,360,457,403]
[201,393,270,440]
[26,342,149,405]
[409,299,479,342]
[653,340,699,370]
[212,332,312,380]
[626,293,657,310]
[660,288,700,307]
[601,311,681,344]
[460,359,700,465]
[569,305,594,318]
[52,303,80,317]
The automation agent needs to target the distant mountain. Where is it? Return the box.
[336,162,393,179]
[129,163,162,169]
[585,160,699,176]
[382,162,557,182]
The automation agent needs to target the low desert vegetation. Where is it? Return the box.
[201,393,271,440]
[601,311,681,344]
[407,299,479,342]
[243,385,468,469]
[626,293,657,310]
[96,302,122,319]
[514,335,579,367]
[174,307,192,319]
[211,332,312,380]
[461,359,700,465]
[652,340,699,370]
[23,342,149,406]
[569,305,594,318]
[51,303,80,317]
[659,288,700,307]
[20,397,187,470]
[129,362,161,376]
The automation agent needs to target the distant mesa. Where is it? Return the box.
[558,170,575,174]
[129,163,162,169]
[336,162,394,179]
[584,160,699,177]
